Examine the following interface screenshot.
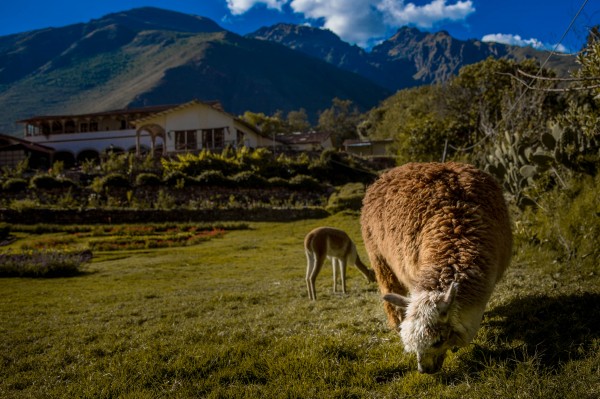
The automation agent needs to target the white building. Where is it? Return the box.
[19,100,275,165]
[133,100,276,155]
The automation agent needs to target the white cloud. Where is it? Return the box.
[226,0,287,16]
[290,0,387,46]
[377,0,475,29]
[225,0,476,47]
[482,33,568,53]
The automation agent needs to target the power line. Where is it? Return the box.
[504,0,590,115]
[449,0,590,153]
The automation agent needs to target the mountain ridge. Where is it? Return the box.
[0,7,578,136]
[0,7,390,135]
[248,24,578,91]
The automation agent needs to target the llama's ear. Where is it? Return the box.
[437,282,458,314]
[383,293,410,311]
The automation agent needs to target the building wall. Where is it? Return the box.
[27,129,155,158]
[141,103,265,152]
[0,149,27,168]
[164,105,235,152]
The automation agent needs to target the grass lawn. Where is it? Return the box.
[1,212,599,398]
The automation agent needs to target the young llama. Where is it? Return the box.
[304,226,376,300]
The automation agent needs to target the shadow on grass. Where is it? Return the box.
[374,366,411,383]
[454,292,600,377]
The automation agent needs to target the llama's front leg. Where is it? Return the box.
[370,254,407,329]
[307,251,326,300]
[339,258,347,294]
[305,250,315,300]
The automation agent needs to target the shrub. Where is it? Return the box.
[230,171,268,188]
[8,198,39,211]
[154,189,176,210]
[56,188,79,209]
[0,223,10,241]
[162,151,239,177]
[3,178,28,193]
[91,173,130,193]
[268,177,290,189]
[60,179,78,190]
[519,173,600,265]
[30,174,69,190]
[163,171,191,187]
[30,174,60,190]
[326,182,365,213]
[195,170,230,187]
[289,174,323,191]
[135,173,162,187]
[0,250,92,277]
[311,149,377,184]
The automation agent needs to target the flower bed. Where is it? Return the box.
[0,250,92,277]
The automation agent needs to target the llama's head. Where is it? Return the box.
[384,282,465,373]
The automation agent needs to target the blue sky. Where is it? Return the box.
[0,1,596,52]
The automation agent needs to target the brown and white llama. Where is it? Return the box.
[361,162,512,373]
[304,227,376,300]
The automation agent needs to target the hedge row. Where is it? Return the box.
[1,171,325,193]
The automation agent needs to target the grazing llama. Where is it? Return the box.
[361,162,512,373]
[304,227,376,300]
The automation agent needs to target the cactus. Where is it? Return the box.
[484,127,565,208]
[484,130,535,207]
[545,122,599,175]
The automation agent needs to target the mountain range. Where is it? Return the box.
[0,7,577,136]
[249,23,577,91]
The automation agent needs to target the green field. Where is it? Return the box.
[1,212,599,398]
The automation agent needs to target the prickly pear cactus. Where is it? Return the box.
[484,130,537,207]
[485,125,574,208]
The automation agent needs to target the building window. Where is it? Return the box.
[41,123,51,135]
[89,122,98,132]
[64,120,76,133]
[51,121,63,134]
[26,124,39,136]
[236,129,244,147]
[202,128,225,150]
[175,130,198,151]
[80,123,89,132]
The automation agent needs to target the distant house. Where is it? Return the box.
[18,100,274,165]
[133,100,276,155]
[0,133,54,169]
[275,131,333,152]
[343,138,394,157]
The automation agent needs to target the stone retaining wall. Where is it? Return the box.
[0,207,330,224]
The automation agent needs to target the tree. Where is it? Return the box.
[363,57,562,166]
[317,98,362,146]
[552,27,600,174]
[443,57,560,148]
[363,84,459,164]
[286,108,311,132]
[241,111,285,135]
